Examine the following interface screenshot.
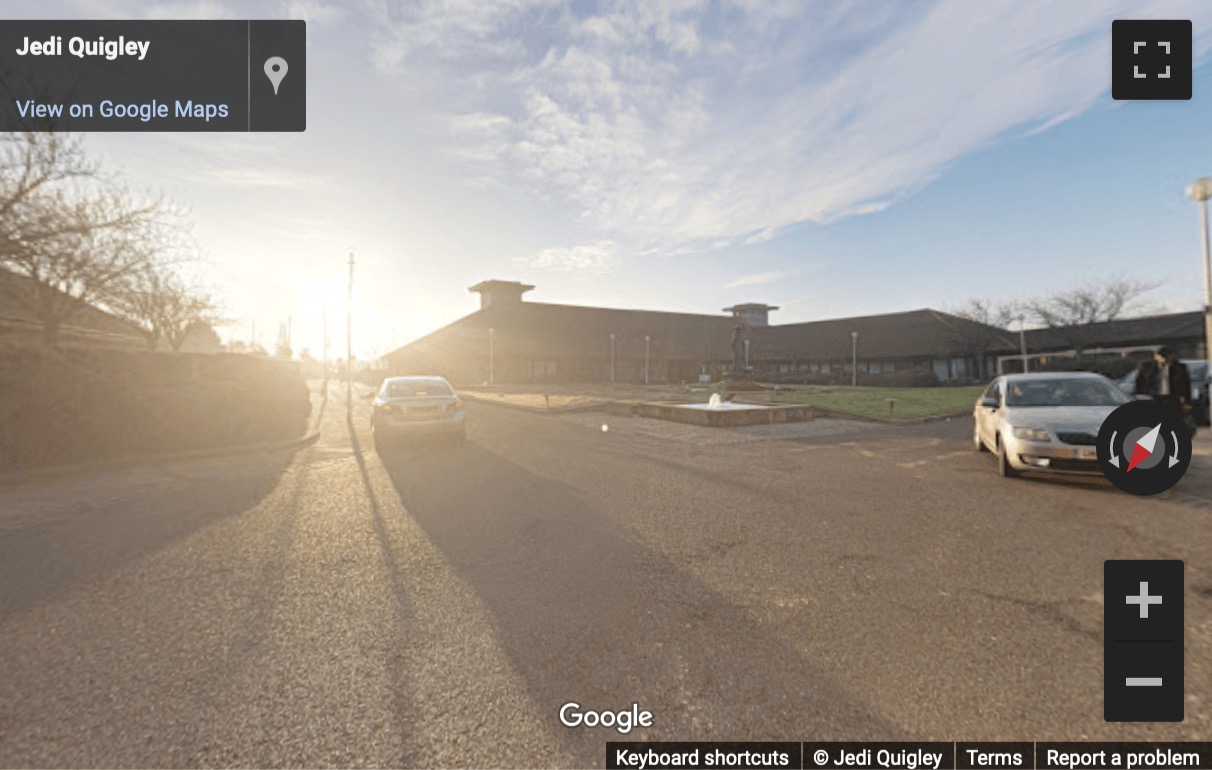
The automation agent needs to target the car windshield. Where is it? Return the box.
[1005,378,1127,407]
[385,380,453,398]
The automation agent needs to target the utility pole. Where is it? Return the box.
[346,250,355,409]
[1188,179,1212,368]
[851,331,858,387]
[1019,317,1029,373]
[644,335,650,384]
[322,310,330,395]
[609,332,615,383]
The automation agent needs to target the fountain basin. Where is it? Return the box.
[634,401,818,427]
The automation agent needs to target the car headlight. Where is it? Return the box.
[1012,426,1051,442]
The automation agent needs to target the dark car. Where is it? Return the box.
[1117,359,1209,426]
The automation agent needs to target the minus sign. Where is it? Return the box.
[1126,677,1163,686]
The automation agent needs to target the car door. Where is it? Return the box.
[977,379,1002,448]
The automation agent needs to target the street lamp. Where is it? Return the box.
[1019,316,1029,374]
[346,250,355,409]
[609,332,615,383]
[851,331,858,387]
[644,335,651,384]
[488,327,495,386]
[1186,177,1212,366]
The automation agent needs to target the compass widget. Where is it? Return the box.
[1097,400,1192,495]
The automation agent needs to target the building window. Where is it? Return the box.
[529,358,558,379]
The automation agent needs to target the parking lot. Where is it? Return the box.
[1,397,1210,766]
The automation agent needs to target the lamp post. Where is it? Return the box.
[609,332,615,383]
[851,331,858,387]
[1019,316,1029,373]
[1186,177,1212,366]
[644,335,651,384]
[346,250,354,409]
[488,327,495,385]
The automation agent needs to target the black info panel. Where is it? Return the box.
[0,20,305,131]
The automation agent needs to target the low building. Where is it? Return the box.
[0,268,145,348]
[382,280,1021,386]
[998,311,1207,374]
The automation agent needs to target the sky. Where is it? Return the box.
[4,0,1212,360]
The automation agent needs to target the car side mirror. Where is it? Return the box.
[979,397,999,409]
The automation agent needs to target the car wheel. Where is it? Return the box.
[996,435,1020,478]
[973,424,988,452]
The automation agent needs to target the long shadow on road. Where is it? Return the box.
[0,448,298,623]
[346,410,421,765]
[379,437,906,761]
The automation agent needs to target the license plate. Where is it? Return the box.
[408,406,441,417]
[1075,447,1097,460]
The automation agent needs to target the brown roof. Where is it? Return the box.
[387,303,1017,363]
[0,268,144,342]
[753,309,1017,361]
[393,302,737,361]
[1022,311,1202,351]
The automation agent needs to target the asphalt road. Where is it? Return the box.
[1,392,1210,767]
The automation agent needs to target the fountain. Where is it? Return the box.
[689,392,754,411]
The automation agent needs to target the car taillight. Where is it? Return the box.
[451,400,463,411]
[379,404,394,413]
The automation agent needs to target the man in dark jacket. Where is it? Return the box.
[1135,347,1193,427]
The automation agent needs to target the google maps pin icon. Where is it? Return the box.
[264,56,288,95]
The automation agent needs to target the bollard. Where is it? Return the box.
[887,397,896,417]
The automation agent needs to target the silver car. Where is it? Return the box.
[372,376,465,448]
[973,372,1128,478]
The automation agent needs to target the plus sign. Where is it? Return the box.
[1126,581,1163,618]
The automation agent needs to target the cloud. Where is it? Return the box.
[515,240,616,272]
[724,271,789,289]
[364,0,1212,261]
[139,0,239,19]
[201,167,332,189]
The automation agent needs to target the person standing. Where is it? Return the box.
[1135,346,1195,434]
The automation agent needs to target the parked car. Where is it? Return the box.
[973,372,1128,478]
[371,376,465,448]
[1116,359,1210,427]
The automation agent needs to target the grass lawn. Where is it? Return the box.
[766,385,983,420]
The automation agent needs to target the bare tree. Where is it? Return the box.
[952,298,1021,330]
[104,259,221,352]
[1024,278,1159,356]
[0,123,175,346]
[946,299,1020,380]
[0,182,168,346]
